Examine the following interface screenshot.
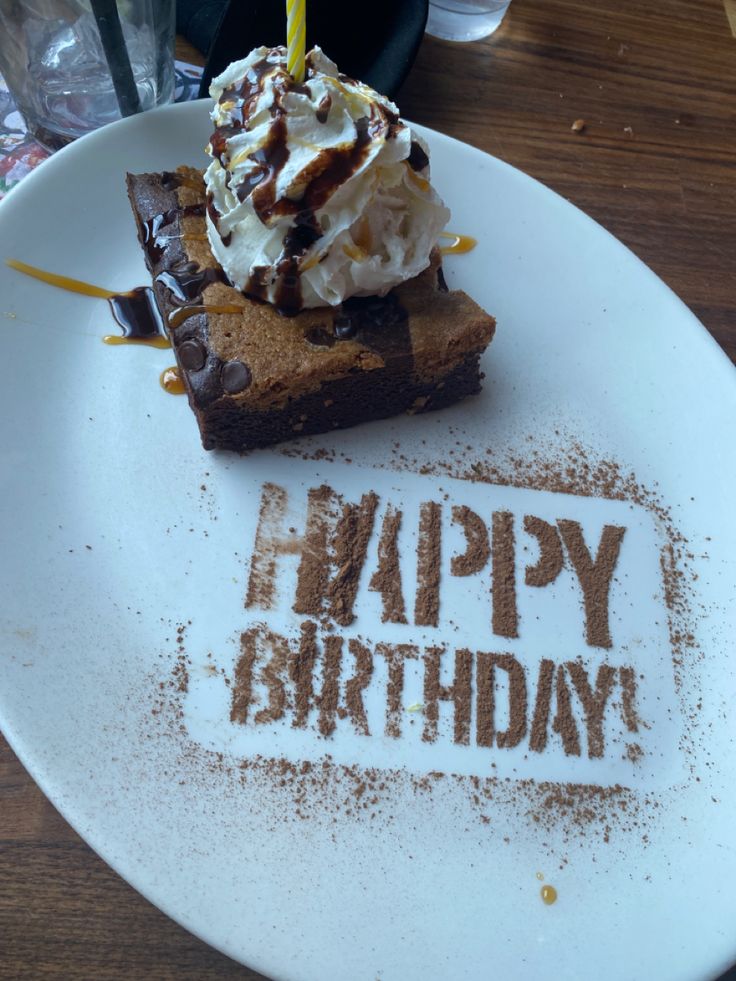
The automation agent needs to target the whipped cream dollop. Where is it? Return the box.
[204,46,450,314]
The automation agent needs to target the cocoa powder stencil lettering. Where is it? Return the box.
[181,458,683,791]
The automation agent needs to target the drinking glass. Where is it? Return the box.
[0,0,175,150]
[426,0,512,42]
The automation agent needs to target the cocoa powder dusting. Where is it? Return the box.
[146,433,704,856]
[317,634,343,737]
[368,506,408,623]
[415,501,441,626]
[557,520,625,649]
[552,664,581,756]
[380,644,418,739]
[253,631,289,725]
[173,656,189,693]
[246,482,291,609]
[290,620,318,728]
[491,511,519,638]
[523,515,564,587]
[173,626,190,693]
[476,652,527,749]
[451,505,490,576]
[529,659,555,753]
[422,646,472,745]
[293,485,336,617]
[231,625,290,725]
[566,661,616,759]
[328,492,379,626]
[344,639,374,735]
[619,665,642,733]
[231,628,257,724]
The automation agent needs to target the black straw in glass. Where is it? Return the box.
[90,0,142,117]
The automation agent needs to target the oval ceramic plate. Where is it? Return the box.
[1,100,735,981]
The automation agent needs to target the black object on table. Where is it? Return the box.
[176,0,428,99]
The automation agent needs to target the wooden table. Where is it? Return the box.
[2,2,735,977]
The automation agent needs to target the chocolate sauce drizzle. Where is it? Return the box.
[408,140,430,172]
[141,203,206,264]
[108,287,166,344]
[150,135,414,402]
[156,261,228,305]
[315,94,332,123]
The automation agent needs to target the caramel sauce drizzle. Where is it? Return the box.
[160,365,186,394]
[168,304,244,330]
[103,333,171,349]
[439,232,477,256]
[6,258,169,349]
[6,258,236,398]
[540,885,558,905]
[6,257,117,299]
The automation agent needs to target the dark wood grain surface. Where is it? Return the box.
[2,2,735,978]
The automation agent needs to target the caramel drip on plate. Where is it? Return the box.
[103,334,171,349]
[439,232,477,255]
[6,258,117,298]
[168,304,244,330]
[540,885,558,905]
[7,258,169,347]
[160,365,186,394]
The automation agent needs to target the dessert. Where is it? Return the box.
[127,46,495,452]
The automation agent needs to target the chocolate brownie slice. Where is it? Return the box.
[126,167,495,452]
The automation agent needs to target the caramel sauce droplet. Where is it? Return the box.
[541,885,558,905]
[160,365,186,394]
[168,303,244,330]
[439,232,477,256]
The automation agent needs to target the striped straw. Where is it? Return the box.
[286,0,306,83]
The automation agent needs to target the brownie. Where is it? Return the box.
[126,167,495,452]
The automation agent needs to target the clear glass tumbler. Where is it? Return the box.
[426,0,512,42]
[0,0,175,150]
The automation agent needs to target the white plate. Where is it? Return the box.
[1,100,736,981]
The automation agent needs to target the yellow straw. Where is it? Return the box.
[286,0,306,83]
